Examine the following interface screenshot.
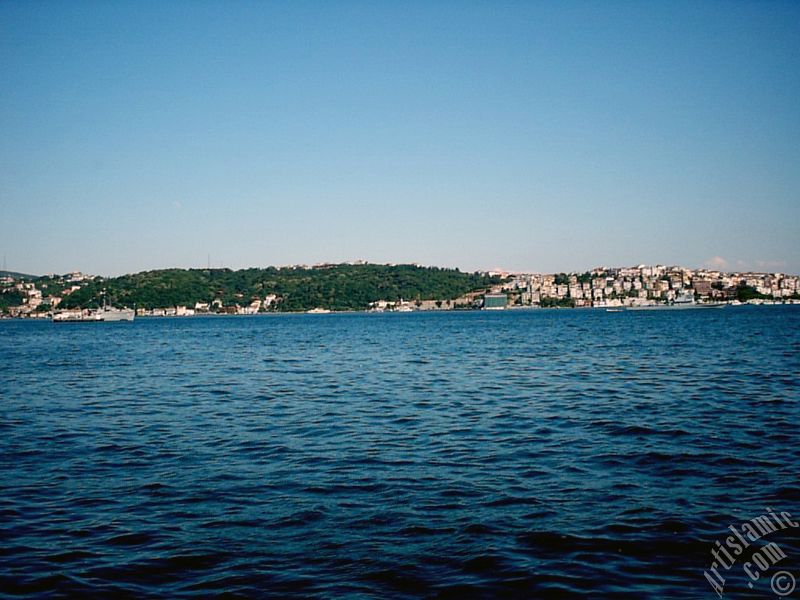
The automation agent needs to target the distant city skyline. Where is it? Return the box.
[2,2,799,277]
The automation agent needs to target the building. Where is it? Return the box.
[483,293,507,310]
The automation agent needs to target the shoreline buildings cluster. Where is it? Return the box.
[500,264,800,309]
[0,271,89,318]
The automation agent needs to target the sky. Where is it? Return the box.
[1,1,799,276]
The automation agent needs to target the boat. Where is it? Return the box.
[306,307,331,314]
[53,307,135,322]
[53,292,134,322]
[94,306,135,321]
[52,309,89,322]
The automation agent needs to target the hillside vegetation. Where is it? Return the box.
[59,264,502,311]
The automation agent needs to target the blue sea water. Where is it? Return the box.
[1,307,799,599]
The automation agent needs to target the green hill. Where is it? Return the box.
[59,264,502,312]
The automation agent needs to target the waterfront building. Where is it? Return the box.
[483,293,507,310]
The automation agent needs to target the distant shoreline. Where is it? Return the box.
[3,301,799,322]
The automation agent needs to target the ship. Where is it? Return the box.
[94,306,135,321]
[53,306,135,322]
[53,292,135,322]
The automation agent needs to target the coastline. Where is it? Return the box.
[3,300,799,322]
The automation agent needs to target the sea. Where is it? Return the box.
[1,306,799,599]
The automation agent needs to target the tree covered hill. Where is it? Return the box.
[59,264,502,311]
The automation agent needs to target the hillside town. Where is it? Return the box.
[0,271,93,318]
[498,264,800,308]
[1,264,799,318]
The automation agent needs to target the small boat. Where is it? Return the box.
[52,309,89,322]
[606,308,625,313]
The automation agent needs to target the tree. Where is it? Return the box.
[0,290,24,310]
[735,284,768,302]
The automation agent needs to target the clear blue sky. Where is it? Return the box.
[2,1,799,276]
